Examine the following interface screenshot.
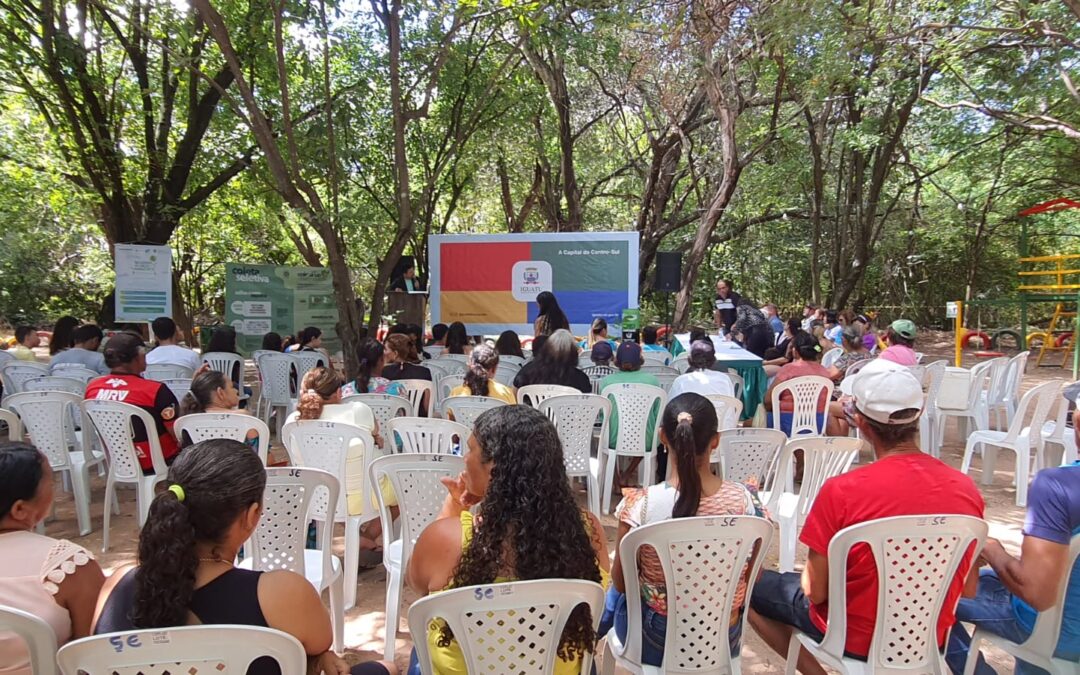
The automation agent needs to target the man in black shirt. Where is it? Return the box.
[713,279,741,334]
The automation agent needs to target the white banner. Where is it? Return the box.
[115,244,172,322]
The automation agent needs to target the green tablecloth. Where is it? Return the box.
[669,340,767,421]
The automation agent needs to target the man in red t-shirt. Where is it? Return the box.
[85,332,182,474]
[749,359,984,674]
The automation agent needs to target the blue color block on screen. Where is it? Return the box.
[527,290,628,325]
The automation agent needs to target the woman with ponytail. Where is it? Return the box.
[177,371,260,449]
[449,343,516,403]
[599,393,764,667]
[340,337,404,397]
[93,439,396,675]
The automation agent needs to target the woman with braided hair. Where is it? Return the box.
[406,405,610,674]
[448,343,516,403]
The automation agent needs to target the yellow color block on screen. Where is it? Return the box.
[441,291,526,324]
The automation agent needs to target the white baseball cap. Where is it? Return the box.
[840,358,924,425]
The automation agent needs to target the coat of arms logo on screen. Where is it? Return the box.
[511,261,552,301]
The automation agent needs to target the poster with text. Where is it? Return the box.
[224,263,340,356]
[429,232,640,335]
[115,244,173,322]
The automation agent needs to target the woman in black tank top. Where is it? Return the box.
[92,439,395,675]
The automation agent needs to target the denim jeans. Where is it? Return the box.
[945,568,1078,675]
[599,586,742,667]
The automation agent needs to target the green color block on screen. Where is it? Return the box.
[531,240,630,291]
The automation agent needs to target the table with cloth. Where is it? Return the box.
[670,334,767,421]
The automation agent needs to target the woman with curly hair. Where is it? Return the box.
[449,343,515,404]
[93,439,396,675]
[406,405,610,674]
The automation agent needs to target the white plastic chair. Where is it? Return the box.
[83,399,170,551]
[340,392,412,450]
[21,376,85,395]
[370,453,465,660]
[539,394,611,516]
[500,354,526,366]
[774,436,864,572]
[937,360,993,445]
[981,356,1010,429]
[436,374,465,409]
[289,350,329,387]
[439,395,507,428]
[240,466,345,653]
[0,407,23,441]
[994,350,1030,428]
[47,365,98,384]
[641,364,679,376]
[1041,395,1078,467]
[919,360,948,458]
[411,579,606,675]
[599,382,667,515]
[963,533,1080,675]
[672,354,690,373]
[787,515,987,675]
[6,392,105,536]
[255,352,294,437]
[1,361,50,397]
[822,347,843,368]
[280,419,377,611]
[642,350,670,365]
[517,384,580,408]
[160,377,192,402]
[493,362,521,387]
[173,412,270,465]
[716,427,787,488]
[769,375,833,437]
[727,370,745,401]
[57,624,305,675]
[705,393,744,430]
[961,381,1061,507]
[201,351,244,389]
[0,603,57,675]
[384,417,469,454]
[438,353,469,364]
[396,378,434,417]
[652,372,679,393]
[143,363,194,381]
[602,516,774,675]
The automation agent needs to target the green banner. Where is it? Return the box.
[224,263,341,356]
[621,308,641,331]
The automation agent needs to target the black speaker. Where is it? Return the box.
[655,252,682,292]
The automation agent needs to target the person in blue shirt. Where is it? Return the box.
[946,461,1080,674]
[641,326,669,361]
[762,303,785,336]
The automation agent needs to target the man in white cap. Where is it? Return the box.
[748,359,985,674]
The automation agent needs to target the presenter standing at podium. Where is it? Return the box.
[713,279,741,335]
[389,261,424,293]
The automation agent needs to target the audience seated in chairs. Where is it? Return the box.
[405,405,610,675]
[668,339,735,400]
[147,316,202,372]
[449,343,516,404]
[748,360,985,675]
[0,442,106,671]
[513,329,591,394]
[49,323,109,375]
[763,331,834,436]
[177,371,259,450]
[92,439,396,674]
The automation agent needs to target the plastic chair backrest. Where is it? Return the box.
[815,515,987,672]
[538,394,611,478]
[83,399,169,479]
[717,427,787,486]
[924,360,948,409]
[288,351,328,386]
[5,392,86,471]
[424,360,453,380]
[439,396,507,428]
[770,375,833,436]
[966,360,993,408]
[396,379,434,416]
[339,393,412,449]
[1,361,50,394]
[1001,381,1060,445]
[1004,350,1030,406]
[247,467,339,586]
[201,351,244,387]
[601,382,667,456]
[385,417,469,454]
[641,364,679,376]
[726,370,745,400]
[500,354,526,366]
[173,412,270,465]
[22,376,85,396]
[409,579,605,675]
[160,378,192,401]
[1018,533,1080,659]
[985,357,1010,405]
[257,353,294,406]
[437,375,465,405]
[652,372,679,392]
[280,420,371,521]
[369,453,464,568]
[844,358,873,378]
[48,365,98,383]
[0,603,57,675]
[493,362,520,387]
[617,516,773,671]
[704,393,743,430]
[438,353,469,363]
[516,384,580,408]
[672,354,690,373]
[144,363,194,381]
[57,624,305,675]
[822,347,843,368]
[0,407,23,441]
[778,436,862,525]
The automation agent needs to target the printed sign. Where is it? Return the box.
[115,244,172,321]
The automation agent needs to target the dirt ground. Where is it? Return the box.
[24,335,1075,673]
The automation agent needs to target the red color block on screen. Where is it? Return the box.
[439,242,532,291]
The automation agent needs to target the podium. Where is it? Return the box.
[387,292,427,326]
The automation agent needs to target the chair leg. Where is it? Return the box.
[329,575,345,654]
[137,481,154,527]
[778,499,797,574]
[102,478,115,553]
[383,565,402,661]
[960,439,979,476]
[601,639,616,675]
[1015,442,1030,507]
[785,634,801,675]
[962,631,985,675]
[981,446,999,486]
[71,468,92,537]
[587,471,600,517]
[344,519,360,610]
[601,450,617,516]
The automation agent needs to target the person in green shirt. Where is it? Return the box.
[601,342,663,487]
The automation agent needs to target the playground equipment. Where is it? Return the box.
[953,198,1080,378]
